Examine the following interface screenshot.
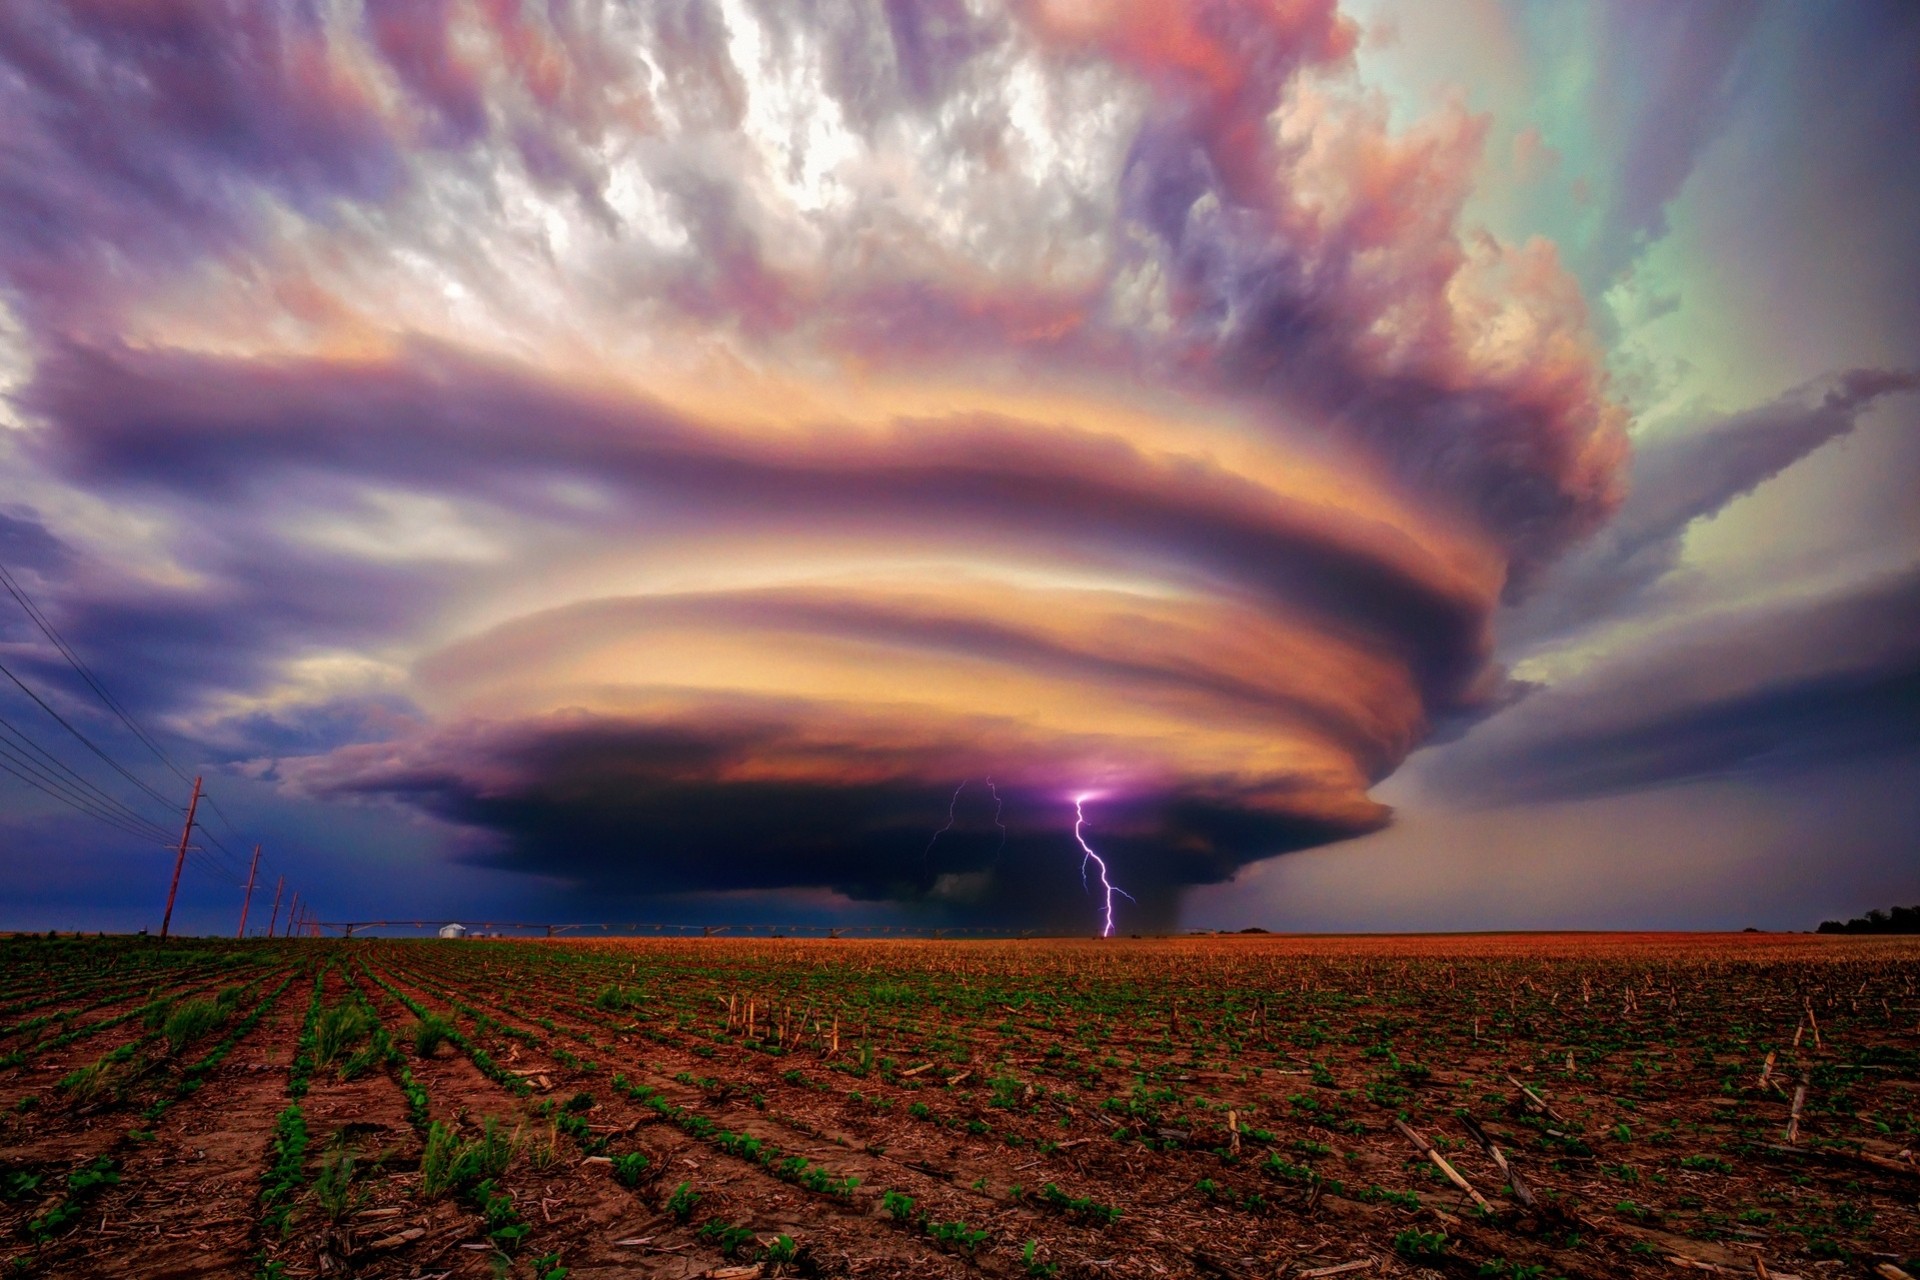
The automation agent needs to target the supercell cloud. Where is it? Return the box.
[0,1,1629,927]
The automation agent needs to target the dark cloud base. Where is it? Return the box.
[1439,569,1920,804]
[304,714,1383,932]
[1474,664,1920,804]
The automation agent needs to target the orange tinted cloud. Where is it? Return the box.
[0,0,1625,927]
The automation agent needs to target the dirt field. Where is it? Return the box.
[0,932,1915,1279]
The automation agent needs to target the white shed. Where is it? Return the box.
[438,923,468,939]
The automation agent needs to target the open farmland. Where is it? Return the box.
[1,933,1915,1280]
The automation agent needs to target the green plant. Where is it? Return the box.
[1393,1229,1449,1260]
[314,1002,374,1068]
[763,1234,798,1264]
[162,1000,223,1054]
[526,1122,562,1172]
[1261,1152,1316,1184]
[420,1121,471,1197]
[698,1221,758,1256]
[1357,1184,1421,1210]
[26,1200,84,1242]
[540,1097,608,1157]
[399,1070,429,1130]
[313,1146,363,1222]
[1478,1261,1546,1280]
[25,1157,120,1241]
[474,1177,528,1250]
[1039,1183,1121,1226]
[929,1219,989,1251]
[612,1151,650,1187]
[57,1057,117,1103]
[409,1014,455,1058]
[261,1108,309,1234]
[1023,1239,1060,1277]
[883,1190,916,1222]
[471,1116,515,1178]
[666,1180,700,1221]
[1,1169,44,1203]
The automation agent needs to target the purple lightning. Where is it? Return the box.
[1073,795,1134,937]
[923,780,968,875]
[985,777,1007,859]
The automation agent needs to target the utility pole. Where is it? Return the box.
[266,876,284,938]
[286,892,299,940]
[159,776,203,941]
[236,845,261,939]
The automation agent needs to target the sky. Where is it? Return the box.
[0,0,1914,937]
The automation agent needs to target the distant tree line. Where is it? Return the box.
[1817,905,1920,934]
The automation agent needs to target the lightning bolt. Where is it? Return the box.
[1073,795,1133,937]
[985,776,1007,860]
[923,779,968,876]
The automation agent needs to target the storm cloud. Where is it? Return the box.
[1430,568,1920,804]
[1507,368,1919,644]
[0,0,1633,928]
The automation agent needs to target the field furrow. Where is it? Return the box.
[1,933,1914,1279]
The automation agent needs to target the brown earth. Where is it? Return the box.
[1,933,1915,1280]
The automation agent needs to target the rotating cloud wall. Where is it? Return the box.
[0,1,1626,928]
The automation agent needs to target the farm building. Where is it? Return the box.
[438,923,468,939]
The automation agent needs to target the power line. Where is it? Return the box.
[0,555,270,884]
[0,654,180,812]
[0,713,174,834]
[0,739,174,841]
[0,559,192,784]
[199,792,251,845]
[0,753,175,845]
[187,847,245,888]
[196,824,258,882]
[0,712,178,839]
[0,556,290,920]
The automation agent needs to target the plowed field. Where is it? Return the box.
[2,932,1915,1279]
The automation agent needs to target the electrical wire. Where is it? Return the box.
[186,845,245,888]
[0,557,296,919]
[0,713,178,839]
[201,793,244,838]
[0,655,180,812]
[196,824,258,882]
[0,754,176,845]
[0,556,271,885]
[0,559,192,784]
